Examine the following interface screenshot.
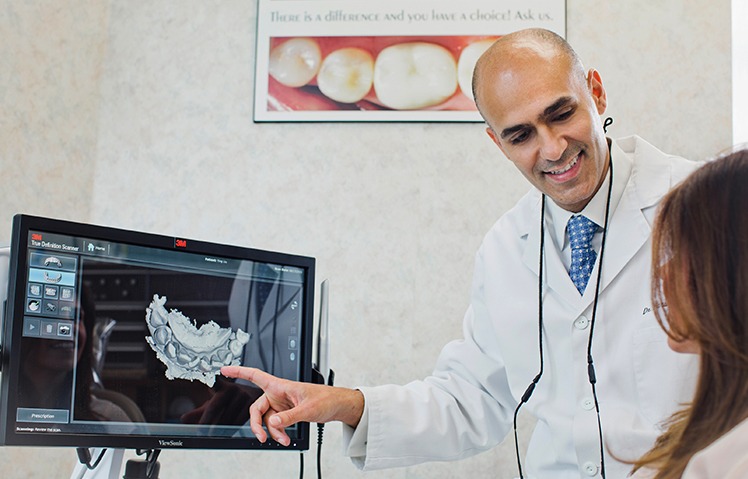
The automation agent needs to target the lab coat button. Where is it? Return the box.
[574,316,590,330]
[580,397,595,410]
[582,461,598,476]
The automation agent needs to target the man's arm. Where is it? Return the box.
[220,365,365,446]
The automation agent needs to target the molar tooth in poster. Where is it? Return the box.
[254,0,566,122]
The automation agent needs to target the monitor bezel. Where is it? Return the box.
[0,214,315,451]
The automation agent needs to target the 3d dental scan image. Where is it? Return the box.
[145,294,251,388]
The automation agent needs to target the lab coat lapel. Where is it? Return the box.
[594,189,650,295]
[521,193,585,307]
[594,136,676,296]
[521,192,543,277]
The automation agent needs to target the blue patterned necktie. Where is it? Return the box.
[567,215,599,294]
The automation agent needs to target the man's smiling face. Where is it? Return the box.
[477,40,610,213]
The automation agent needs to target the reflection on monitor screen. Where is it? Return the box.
[0,214,315,451]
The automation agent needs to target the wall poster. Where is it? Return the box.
[254,0,566,122]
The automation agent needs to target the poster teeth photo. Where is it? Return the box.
[254,0,566,122]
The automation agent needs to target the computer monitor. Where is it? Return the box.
[0,214,315,451]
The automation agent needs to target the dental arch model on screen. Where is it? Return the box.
[144,294,251,387]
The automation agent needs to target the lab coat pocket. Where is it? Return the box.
[632,326,685,427]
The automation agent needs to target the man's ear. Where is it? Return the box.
[587,68,607,115]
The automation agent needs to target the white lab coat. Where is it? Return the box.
[345,136,701,478]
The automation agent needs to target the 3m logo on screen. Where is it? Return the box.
[175,239,187,248]
[31,233,42,241]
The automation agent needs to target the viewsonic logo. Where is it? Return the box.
[158,439,184,447]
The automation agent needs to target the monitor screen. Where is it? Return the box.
[0,214,315,451]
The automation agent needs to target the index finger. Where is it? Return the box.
[221,366,276,390]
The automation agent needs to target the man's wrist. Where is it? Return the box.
[337,388,365,428]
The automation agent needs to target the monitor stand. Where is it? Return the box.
[70,449,161,479]
[69,449,124,479]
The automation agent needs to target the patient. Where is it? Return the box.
[631,148,748,478]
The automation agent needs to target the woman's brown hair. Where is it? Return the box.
[631,148,748,477]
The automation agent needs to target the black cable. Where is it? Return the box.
[584,158,614,479]
[299,451,304,479]
[76,447,107,470]
[317,371,334,479]
[310,369,333,479]
[317,423,325,479]
[129,449,161,479]
[603,117,613,133]
[513,195,546,479]
[146,449,160,479]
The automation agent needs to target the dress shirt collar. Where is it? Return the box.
[545,138,633,249]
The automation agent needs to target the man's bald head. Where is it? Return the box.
[472,29,586,122]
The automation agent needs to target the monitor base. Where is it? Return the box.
[69,449,124,479]
[70,449,162,479]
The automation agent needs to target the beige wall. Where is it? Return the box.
[0,1,110,238]
[0,1,732,477]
